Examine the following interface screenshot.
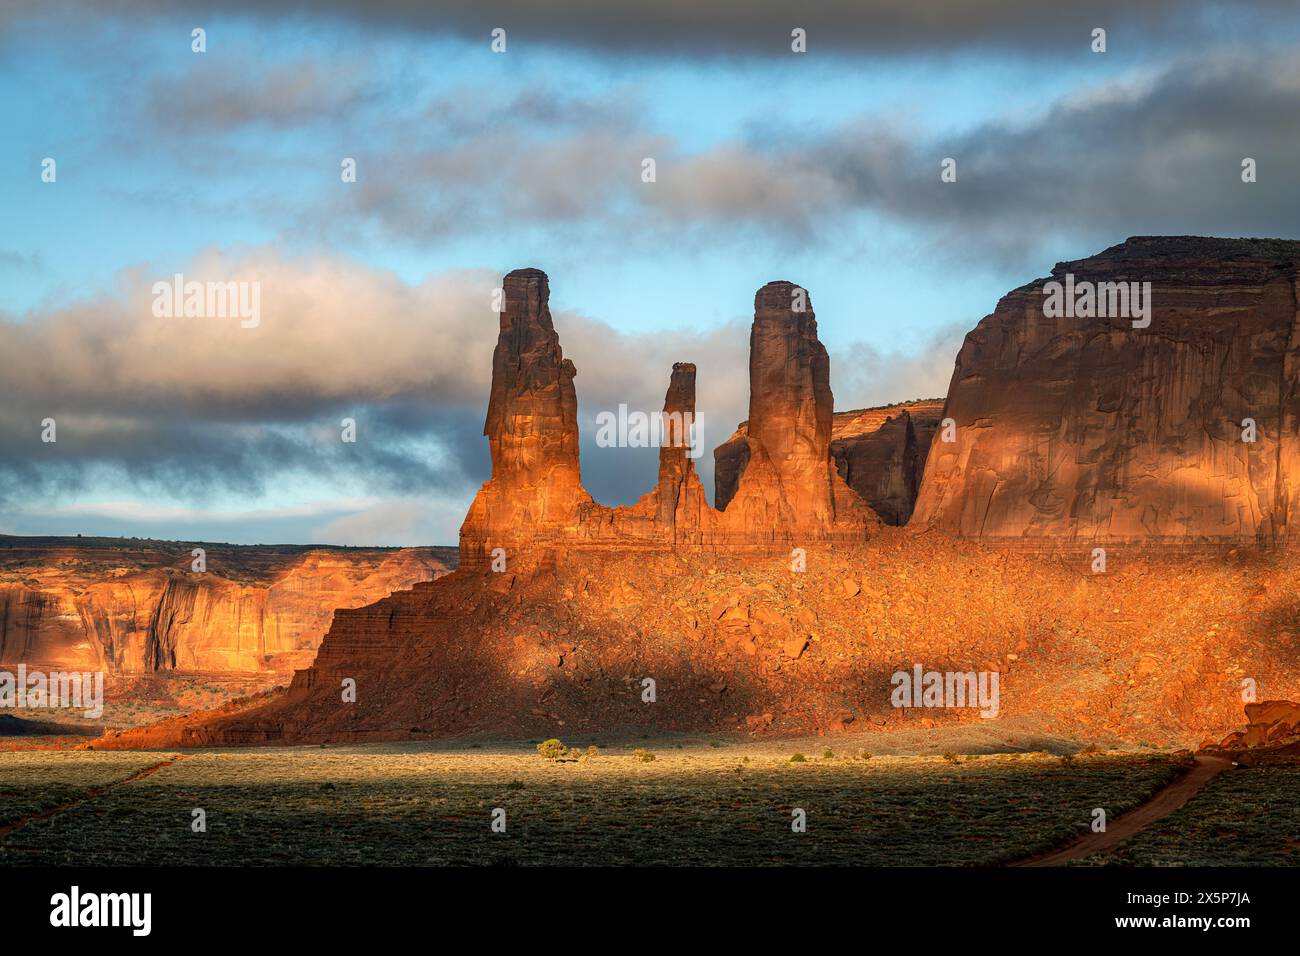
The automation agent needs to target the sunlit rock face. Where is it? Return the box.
[717,282,876,542]
[459,270,876,567]
[459,268,593,566]
[911,237,1300,546]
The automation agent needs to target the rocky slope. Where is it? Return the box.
[96,532,1300,749]
[912,236,1300,545]
[0,537,455,673]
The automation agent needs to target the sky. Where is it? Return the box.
[3,0,1300,546]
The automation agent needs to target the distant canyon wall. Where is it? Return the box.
[0,539,455,673]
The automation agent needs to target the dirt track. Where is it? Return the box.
[1012,754,1233,866]
[0,755,186,839]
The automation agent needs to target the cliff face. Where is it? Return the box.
[717,400,945,525]
[0,538,455,673]
[912,237,1300,545]
[459,271,875,565]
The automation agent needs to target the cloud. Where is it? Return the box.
[0,251,502,511]
[834,323,968,412]
[0,249,953,531]
[263,47,1300,269]
[144,58,377,132]
[9,0,1295,57]
[311,497,470,546]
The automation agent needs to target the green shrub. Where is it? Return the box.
[537,739,568,761]
[790,753,806,763]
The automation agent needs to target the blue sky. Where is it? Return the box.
[4,1,1300,545]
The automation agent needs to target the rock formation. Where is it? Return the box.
[459,271,875,566]
[93,245,1300,751]
[94,535,1300,749]
[0,537,454,673]
[459,268,592,566]
[912,237,1300,546]
[712,282,875,542]
[1206,700,1300,763]
[717,399,945,525]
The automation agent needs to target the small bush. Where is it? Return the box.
[822,749,835,759]
[634,749,655,763]
[790,753,806,763]
[537,739,568,761]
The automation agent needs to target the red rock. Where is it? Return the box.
[713,282,877,543]
[0,540,452,674]
[461,270,876,567]
[719,399,945,525]
[912,237,1300,545]
[459,268,592,567]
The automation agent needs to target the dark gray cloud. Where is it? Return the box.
[261,47,1300,269]
[7,0,1295,57]
[821,49,1300,262]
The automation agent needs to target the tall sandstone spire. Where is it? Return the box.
[459,268,592,566]
[717,281,875,543]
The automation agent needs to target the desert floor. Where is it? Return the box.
[1,731,1293,866]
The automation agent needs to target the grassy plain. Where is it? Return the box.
[0,741,1185,866]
